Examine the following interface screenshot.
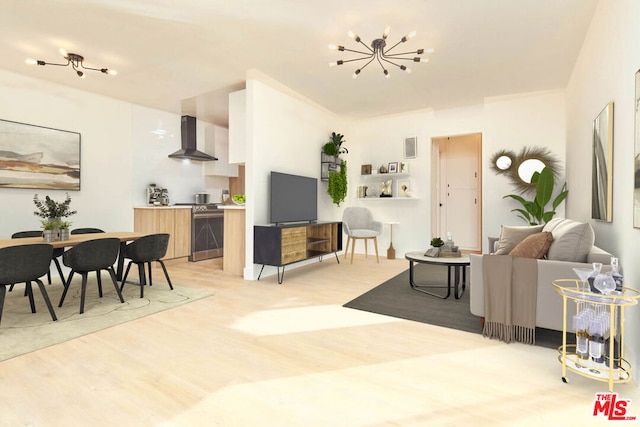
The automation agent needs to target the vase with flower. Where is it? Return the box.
[33,193,76,241]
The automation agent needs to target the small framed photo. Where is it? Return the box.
[400,162,408,173]
[404,136,417,159]
[361,164,372,175]
[388,162,398,174]
[398,180,411,197]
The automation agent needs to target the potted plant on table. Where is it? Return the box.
[33,193,77,241]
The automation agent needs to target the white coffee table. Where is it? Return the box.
[404,251,470,299]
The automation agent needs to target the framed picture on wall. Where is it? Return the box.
[404,136,417,159]
[388,162,398,173]
[634,69,640,228]
[592,102,613,222]
[398,180,411,197]
[0,119,80,190]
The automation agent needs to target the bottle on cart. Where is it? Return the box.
[589,319,605,365]
[574,314,589,364]
[610,257,624,292]
[605,336,621,369]
[588,262,603,293]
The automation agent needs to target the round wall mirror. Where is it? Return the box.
[517,158,545,183]
[496,155,512,170]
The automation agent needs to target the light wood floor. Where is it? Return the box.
[0,255,637,426]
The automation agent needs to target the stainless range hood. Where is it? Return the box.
[168,115,218,161]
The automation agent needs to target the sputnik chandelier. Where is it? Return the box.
[26,49,117,78]
[329,26,433,78]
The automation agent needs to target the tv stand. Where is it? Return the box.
[254,221,342,284]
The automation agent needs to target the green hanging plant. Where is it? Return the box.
[327,160,347,206]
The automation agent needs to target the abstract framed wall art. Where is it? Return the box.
[634,69,640,228]
[592,102,613,222]
[404,136,417,159]
[0,119,80,190]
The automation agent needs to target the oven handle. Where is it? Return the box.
[193,213,224,219]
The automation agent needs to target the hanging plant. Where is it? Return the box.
[327,160,347,206]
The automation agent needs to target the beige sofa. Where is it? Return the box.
[469,218,613,332]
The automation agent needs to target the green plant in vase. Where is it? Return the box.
[430,237,444,248]
[503,167,568,225]
[327,160,347,206]
[33,193,76,240]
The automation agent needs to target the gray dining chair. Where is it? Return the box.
[58,238,124,314]
[120,233,173,298]
[0,244,58,325]
[342,207,383,264]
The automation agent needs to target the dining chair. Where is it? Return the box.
[120,233,173,298]
[11,230,64,286]
[58,238,124,314]
[0,244,58,325]
[71,228,105,235]
[342,207,383,264]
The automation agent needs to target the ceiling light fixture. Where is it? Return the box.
[329,26,433,79]
[26,49,117,79]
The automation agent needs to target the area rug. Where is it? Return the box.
[0,276,213,362]
[343,264,565,349]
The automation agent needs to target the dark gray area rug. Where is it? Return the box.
[343,264,565,349]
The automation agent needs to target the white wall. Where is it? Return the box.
[350,90,566,256]
[0,70,209,238]
[0,70,133,236]
[565,0,640,372]
[244,74,348,279]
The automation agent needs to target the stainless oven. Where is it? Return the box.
[189,204,224,261]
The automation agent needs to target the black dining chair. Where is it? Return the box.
[120,233,173,298]
[71,228,105,235]
[11,230,66,286]
[58,238,125,314]
[0,244,58,325]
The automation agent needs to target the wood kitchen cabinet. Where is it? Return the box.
[134,207,191,260]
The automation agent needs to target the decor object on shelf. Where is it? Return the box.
[329,27,434,78]
[380,179,392,197]
[490,146,562,194]
[398,180,411,197]
[361,164,372,175]
[592,101,614,222]
[388,162,398,173]
[404,137,417,158]
[321,131,348,182]
[400,162,408,173]
[0,119,81,190]
[378,164,388,174]
[26,49,117,78]
[503,167,568,225]
[327,160,347,206]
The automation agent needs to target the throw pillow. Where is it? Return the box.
[494,225,544,255]
[542,218,595,262]
[509,232,554,259]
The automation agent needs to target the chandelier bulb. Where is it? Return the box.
[25,58,37,65]
[426,47,435,54]
[59,48,69,59]
[328,44,338,50]
[76,70,84,78]
[383,26,391,39]
[420,58,429,63]
[352,69,361,79]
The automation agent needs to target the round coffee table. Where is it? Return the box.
[404,251,470,299]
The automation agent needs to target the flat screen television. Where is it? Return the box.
[270,171,318,224]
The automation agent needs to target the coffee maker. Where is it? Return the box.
[147,184,169,205]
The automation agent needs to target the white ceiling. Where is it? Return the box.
[1,0,599,127]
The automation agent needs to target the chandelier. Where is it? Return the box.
[329,26,433,78]
[26,49,117,78]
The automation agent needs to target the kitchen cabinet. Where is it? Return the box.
[204,125,238,177]
[133,207,191,260]
[221,206,245,276]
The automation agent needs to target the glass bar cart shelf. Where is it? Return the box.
[553,279,640,392]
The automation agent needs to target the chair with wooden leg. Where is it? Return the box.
[342,207,383,263]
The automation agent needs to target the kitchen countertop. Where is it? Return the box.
[135,205,193,209]
[218,205,245,210]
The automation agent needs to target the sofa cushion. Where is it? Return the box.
[543,218,595,262]
[509,232,554,259]
[494,225,544,255]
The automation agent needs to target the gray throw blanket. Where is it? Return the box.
[482,255,538,344]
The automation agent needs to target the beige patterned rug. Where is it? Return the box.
[0,275,213,361]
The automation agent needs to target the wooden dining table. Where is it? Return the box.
[0,231,148,281]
